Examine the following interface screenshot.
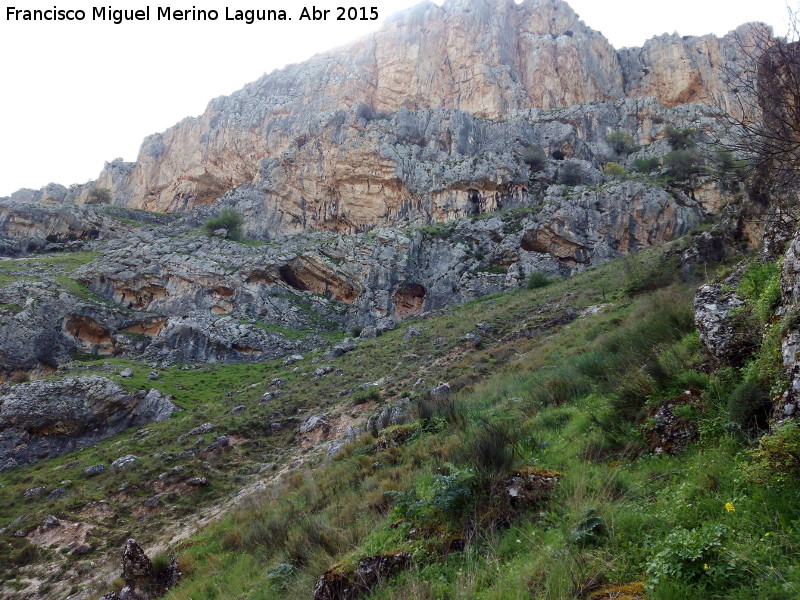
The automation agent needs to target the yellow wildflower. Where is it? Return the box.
[704,564,709,570]
[725,502,736,512]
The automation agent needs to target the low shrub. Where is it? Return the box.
[86,187,112,204]
[633,156,661,173]
[727,381,771,434]
[603,162,627,179]
[520,144,547,172]
[352,387,381,405]
[526,271,552,289]
[606,130,639,155]
[664,125,697,150]
[745,421,800,489]
[665,150,702,180]
[203,208,244,241]
[557,160,588,185]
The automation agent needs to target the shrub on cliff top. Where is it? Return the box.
[204,209,244,241]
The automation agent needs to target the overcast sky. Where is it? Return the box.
[0,0,792,196]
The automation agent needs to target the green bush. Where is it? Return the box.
[727,380,771,434]
[664,125,697,150]
[633,156,661,173]
[603,162,627,179]
[204,208,244,241]
[557,161,587,185]
[606,130,639,155]
[86,187,112,204]
[665,150,702,180]
[352,386,381,405]
[645,523,738,591]
[745,421,800,489]
[739,261,781,324]
[520,144,547,172]
[526,271,552,289]
[624,256,678,296]
[389,464,475,530]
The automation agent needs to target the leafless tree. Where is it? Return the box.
[714,11,800,207]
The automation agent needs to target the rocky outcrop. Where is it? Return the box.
[77,179,703,327]
[780,232,800,415]
[0,200,176,257]
[0,375,177,471]
[4,0,756,237]
[101,539,180,600]
[694,269,758,367]
[103,97,725,239]
[314,552,411,600]
[618,24,766,112]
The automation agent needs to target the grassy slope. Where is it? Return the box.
[2,235,799,599]
[158,240,800,600]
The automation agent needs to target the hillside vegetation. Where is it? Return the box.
[155,239,800,600]
[3,229,795,599]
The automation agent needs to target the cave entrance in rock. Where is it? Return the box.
[392,282,427,318]
[278,262,358,303]
[467,189,482,216]
[279,264,309,292]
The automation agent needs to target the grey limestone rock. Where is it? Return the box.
[0,376,177,471]
[111,455,138,472]
[299,414,329,435]
[84,464,107,477]
[694,272,756,367]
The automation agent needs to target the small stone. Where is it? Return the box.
[314,365,334,377]
[13,530,27,538]
[46,488,67,501]
[461,332,482,345]
[359,326,378,339]
[230,405,247,415]
[119,368,133,378]
[147,371,161,381]
[41,515,60,530]
[111,455,138,472]
[186,423,215,436]
[84,464,107,478]
[204,436,230,453]
[186,477,208,487]
[143,496,160,508]
[23,486,45,499]
[283,354,304,366]
[403,327,421,340]
[72,544,92,556]
[268,377,287,389]
[430,382,451,400]
[299,414,329,434]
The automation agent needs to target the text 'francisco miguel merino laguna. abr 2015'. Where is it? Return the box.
[5,5,380,24]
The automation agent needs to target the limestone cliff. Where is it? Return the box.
[63,0,764,233]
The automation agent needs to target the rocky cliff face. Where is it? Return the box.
[0,375,177,471]
[57,0,760,234]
